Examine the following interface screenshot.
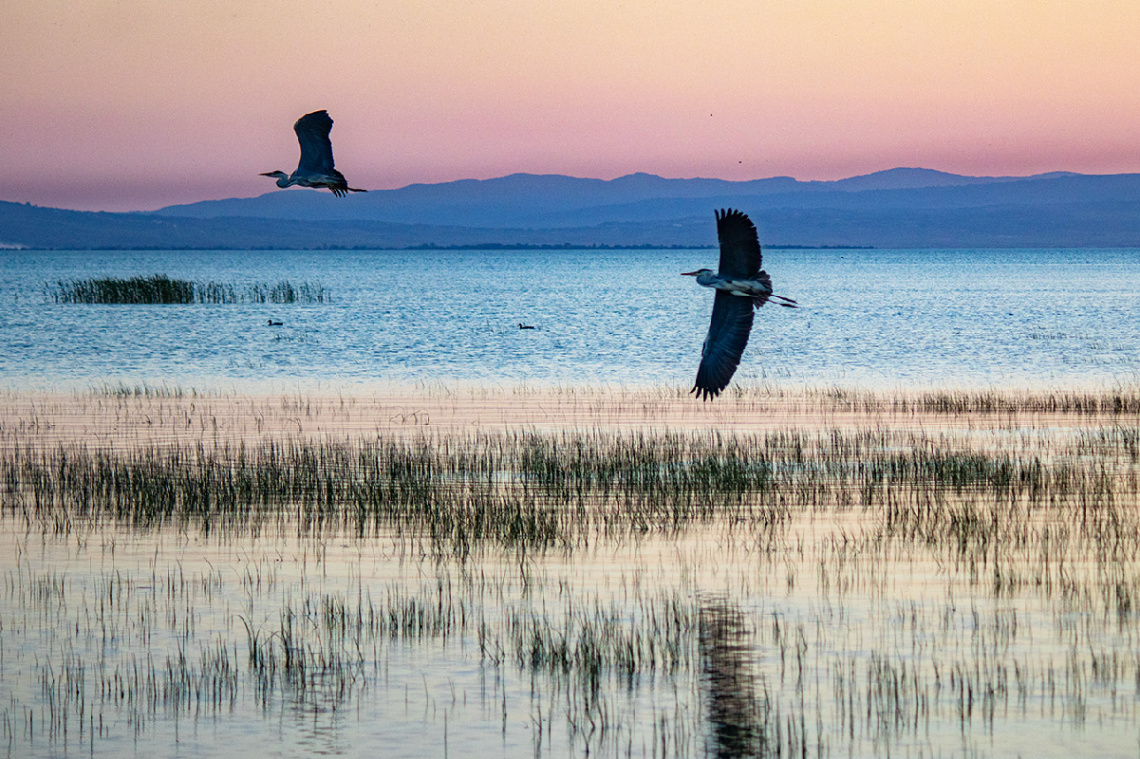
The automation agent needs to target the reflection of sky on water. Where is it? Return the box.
[0,247,1137,393]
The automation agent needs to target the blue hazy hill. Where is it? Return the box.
[152,167,1103,228]
[3,168,1139,248]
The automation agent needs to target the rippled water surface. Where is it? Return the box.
[1,247,1137,391]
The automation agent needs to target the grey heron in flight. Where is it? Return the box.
[260,110,365,197]
[684,209,798,400]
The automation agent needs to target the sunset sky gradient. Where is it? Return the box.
[3,0,1139,211]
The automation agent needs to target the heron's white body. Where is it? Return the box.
[687,269,773,299]
[265,170,347,191]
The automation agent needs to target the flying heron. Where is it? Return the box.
[260,110,365,197]
[684,209,798,400]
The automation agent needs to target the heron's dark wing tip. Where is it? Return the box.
[691,291,755,401]
[690,385,721,401]
[293,111,338,174]
[295,110,333,128]
[715,208,762,278]
[715,207,750,224]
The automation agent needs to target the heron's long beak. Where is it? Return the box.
[680,270,700,276]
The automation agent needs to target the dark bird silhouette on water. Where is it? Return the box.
[518,323,536,330]
[683,209,798,400]
[260,110,365,197]
[267,319,283,326]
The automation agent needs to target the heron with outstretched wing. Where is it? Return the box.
[683,209,798,400]
[260,110,366,197]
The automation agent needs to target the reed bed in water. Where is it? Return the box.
[45,275,329,304]
[1,386,1139,757]
[816,385,1140,416]
[3,418,1138,572]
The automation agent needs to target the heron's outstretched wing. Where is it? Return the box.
[293,110,338,176]
[716,208,762,279]
[692,290,755,400]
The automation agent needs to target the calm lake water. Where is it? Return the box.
[1,247,1138,392]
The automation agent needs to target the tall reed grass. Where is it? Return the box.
[3,423,1136,567]
[46,275,329,304]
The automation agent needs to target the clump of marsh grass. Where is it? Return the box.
[46,275,329,304]
[2,419,1136,572]
[247,281,328,304]
[93,382,191,398]
[905,388,1140,416]
[807,386,1140,417]
[0,430,794,552]
[49,275,195,304]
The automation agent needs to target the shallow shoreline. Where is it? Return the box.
[3,383,1137,451]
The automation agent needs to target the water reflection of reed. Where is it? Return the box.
[700,598,765,758]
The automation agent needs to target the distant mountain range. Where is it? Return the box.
[3,167,1140,249]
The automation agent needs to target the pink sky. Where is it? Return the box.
[2,0,1139,212]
